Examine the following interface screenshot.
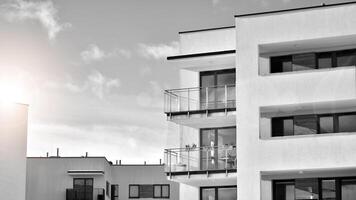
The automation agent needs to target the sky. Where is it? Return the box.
[0,0,352,164]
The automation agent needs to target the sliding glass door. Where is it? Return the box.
[200,69,235,109]
[200,127,236,170]
[73,178,93,200]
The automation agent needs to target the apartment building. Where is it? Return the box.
[165,2,356,200]
[164,26,237,200]
[26,157,179,200]
[0,103,28,200]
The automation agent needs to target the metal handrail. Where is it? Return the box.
[164,84,236,113]
[164,84,235,93]
[164,145,237,173]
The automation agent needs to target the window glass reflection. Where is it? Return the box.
[218,187,237,200]
[295,179,319,200]
[339,114,356,132]
[319,116,334,134]
[342,179,356,200]
[322,179,336,200]
[294,115,317,135]
[293,53,316,71]
[274,181,295,200]
[202,188,215,200]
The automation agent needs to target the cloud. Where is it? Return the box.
[136,81,164,108]
[138,41,179,60]
[44,70,120,99]
[0,0,71,40]
[87,70,120,99]
[80,44,131,64]
[212,0,220,6]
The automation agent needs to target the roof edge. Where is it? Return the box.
[235,1,356,18]
[167,49,236,60]
[179,26,235,34]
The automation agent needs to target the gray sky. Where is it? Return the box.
[0,0,350,164]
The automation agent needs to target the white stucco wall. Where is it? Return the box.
[0,103,28,200]
[111,165,179,200]
[179,28,235,55]
[26,158,179,200]
[236,4,356,200]
[26,157,111,200]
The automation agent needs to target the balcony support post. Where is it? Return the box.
[205,87,209,110]
[187,150,190,176]
[187,88,190,112]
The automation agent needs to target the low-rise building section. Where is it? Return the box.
[26,157,179,200]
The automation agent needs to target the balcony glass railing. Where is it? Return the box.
[164,145,236,173]
[164,84,236,113]
[66,188,105,200]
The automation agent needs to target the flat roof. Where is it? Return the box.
[235,1,356,18]
[167,49,235,60]
[178,25,235,34]
[27,156,164,166]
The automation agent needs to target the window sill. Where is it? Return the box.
[260,65,355,76]
[261,131,356,140]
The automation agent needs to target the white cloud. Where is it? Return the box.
[138,41,179,60]
[81,44,131,64]
[87,70,120,99]
[0,0,71,40]
[136,81,164,108]
[44,71,120,99]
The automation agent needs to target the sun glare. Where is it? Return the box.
[0,79,29,105]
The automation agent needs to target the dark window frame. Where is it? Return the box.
[200,185,237,200]
[274,177,356,200]
[111,184,119,200]
[200,126,237,170]
[270,48,356,74]
[271,112,356,137]
[153,184,170,199]
[129,185,140,199]
[106,181,110,197]
[72,178,94,200]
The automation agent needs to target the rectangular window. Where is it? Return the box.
[341,179,356,200]
[270,48,356,74]
[294,115,317,136]
[106,181,110,197]
[153,184,170,198]
[73,178,93,200]
[139,185,153,198]
[292,53,316,71]
[271,112,356,137]
[129,185,139,198]
[200,69,236,109]
[274,180,295,200]
[336,49,356,67]
[319,115,335,134]
[111,185,118,200]
[295,178,319,199]
[317,52,333,69]
[338,114,356,133]
[272,117,294,137]
[130,184,168,199]
[273,177,356,200]
[271,56,293,73]
[322,179,336,200]
[201,186,237,200]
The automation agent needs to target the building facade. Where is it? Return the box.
[26,157,179,200]
[164,2,356,200]
[0,103,28,200]
[164,27,237,200]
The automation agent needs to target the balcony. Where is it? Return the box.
[164,145,236,177]
[164,85,236,128]
[66,188,105,200]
